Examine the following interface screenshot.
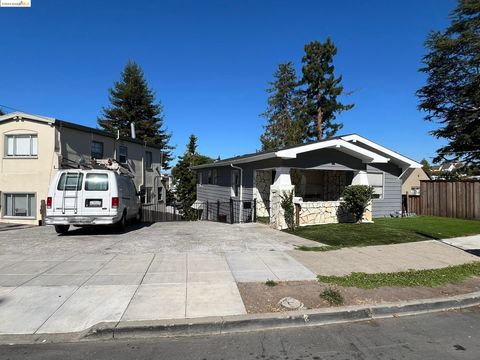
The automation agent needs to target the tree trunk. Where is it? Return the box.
[317,107,323,140]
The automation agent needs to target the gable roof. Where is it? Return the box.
[0,111,164,149]
[192,134,421,170]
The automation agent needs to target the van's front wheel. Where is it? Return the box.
[54,225,70,235]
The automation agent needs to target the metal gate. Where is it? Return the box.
[202,199,256,224]
[141,203,183,222]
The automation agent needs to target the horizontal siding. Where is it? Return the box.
[197,184,254,202]
[368,164,402,218]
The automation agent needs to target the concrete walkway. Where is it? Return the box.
[441,235,480,250]
[288,240,480,276]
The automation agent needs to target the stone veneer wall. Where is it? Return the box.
[254,170,272,217]
[270,186,294,230]
[297,201,353,225]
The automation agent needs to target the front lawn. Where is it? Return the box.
[286,216,480,248]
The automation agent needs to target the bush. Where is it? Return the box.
[280,190,296,231]
[265,279,278,287]
[342,185,375,223]
[320,287,344,306]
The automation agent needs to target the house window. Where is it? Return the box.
[119,146,128,164]
[145,151,153,169]
[157,187,163,202]
[3,193,36,218]
[5,135,37,157]
[91,141,104,159]
[367,172,384,199]
[411,186,420,195]
[207,170,212,184]
[212,169,218,185]
[231,170,240,197]
[197,172,203,186]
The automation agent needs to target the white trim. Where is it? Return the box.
[275,139,390,164]
[0,112,55,125]
[341,134,422,169]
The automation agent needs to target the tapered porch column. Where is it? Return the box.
[270,167,295,230]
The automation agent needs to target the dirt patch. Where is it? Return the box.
[237,277,480,313]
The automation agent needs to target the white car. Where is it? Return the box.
[45,169,141,234]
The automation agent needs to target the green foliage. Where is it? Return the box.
[320,288,344,305]
[0,107,4,116]
[98,60,174,169]
[260,62,306,151]
[417,0,480,165]
[341,185,374,223]
[301,39,354,140]
[172,135,213,220]
[265,279,278,287]
[296,245,343,252]
[286,216,480,247]
[280,190,296,231]
[420,159,433,177]
[260,39,353,148]
[317,262,480,289]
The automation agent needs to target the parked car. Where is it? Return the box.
[45,168,141,234]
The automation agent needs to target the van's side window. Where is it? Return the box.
[85,174,109,191]
[119,146,128,164]
[57,173,83,191]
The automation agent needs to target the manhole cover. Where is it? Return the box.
[278,297,304,310]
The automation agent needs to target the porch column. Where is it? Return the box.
[350,170,373,223]
[270,167,294,230]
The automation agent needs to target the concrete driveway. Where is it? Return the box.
[0,222,318,335]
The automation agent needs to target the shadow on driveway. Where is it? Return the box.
[57,222,153,236]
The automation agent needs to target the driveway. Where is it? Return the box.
[0,222,318,335]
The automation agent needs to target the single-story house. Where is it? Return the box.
[0,111,167,225]
[400,167,430,195]
[192,134,422,229]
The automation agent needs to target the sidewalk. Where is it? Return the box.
[0,239,478,336]
[441,234,480,250]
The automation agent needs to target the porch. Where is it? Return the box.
[254,167,373,229]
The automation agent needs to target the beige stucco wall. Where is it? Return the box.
[0,118,59,225]
[401,168,429,194]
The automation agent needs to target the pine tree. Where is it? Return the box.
[98,60,174,168]
[300,39,354,140]
[417,0,480,165]
[172,135,212,220]
[0,108,4,116]
[420,159,433,177]
[260,62,306,150]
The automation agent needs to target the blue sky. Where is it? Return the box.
[0,0,455,165]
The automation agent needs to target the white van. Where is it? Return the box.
[45,169,141,234]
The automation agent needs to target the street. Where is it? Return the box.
[2,307,479,360]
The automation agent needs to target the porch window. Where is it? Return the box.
[367,172,384,199]
[5,134,37,157]
[231,170,240,197]
[3,193,36,218]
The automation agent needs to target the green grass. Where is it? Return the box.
[320,288,344,305]
[317,262,480,289]
[287,216,480,249]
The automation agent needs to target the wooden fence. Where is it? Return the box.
[403,181,480,220]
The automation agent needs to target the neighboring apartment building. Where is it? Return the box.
[0,112,166,225]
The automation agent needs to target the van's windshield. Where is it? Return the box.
[57,173,83,191]
[85,173,109,191]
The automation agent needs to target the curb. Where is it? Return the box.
[2,291,479,344]
[87,290,480,340]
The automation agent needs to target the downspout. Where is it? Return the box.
[230,164,243,223]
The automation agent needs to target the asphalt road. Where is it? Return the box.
[2,307,480,360]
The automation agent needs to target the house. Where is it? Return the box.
[192,134,422,229]
[400,167,430,195]
[0,112,166,225]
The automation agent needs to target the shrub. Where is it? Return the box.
[320,287,344,306]
[280,190,296,231]
[342,185,375,223]
[265,279,278,287]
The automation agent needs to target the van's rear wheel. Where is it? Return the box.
[54,225,70,234]
[116,212,127,232]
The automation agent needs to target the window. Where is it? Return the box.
[3,193,36,217]
[207,170,212,184]
[411,186,420,195]
[5,135,37,157]
[231,170,240,197]
[57,173,83,191]
[119,146,128,164]
[85,173,109,191]
[212,169,217,185]
[157,187,163,202]
[197,172,203,186]
[91,141,104,159]
[145,151,153,169]
[367,172,383,199]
